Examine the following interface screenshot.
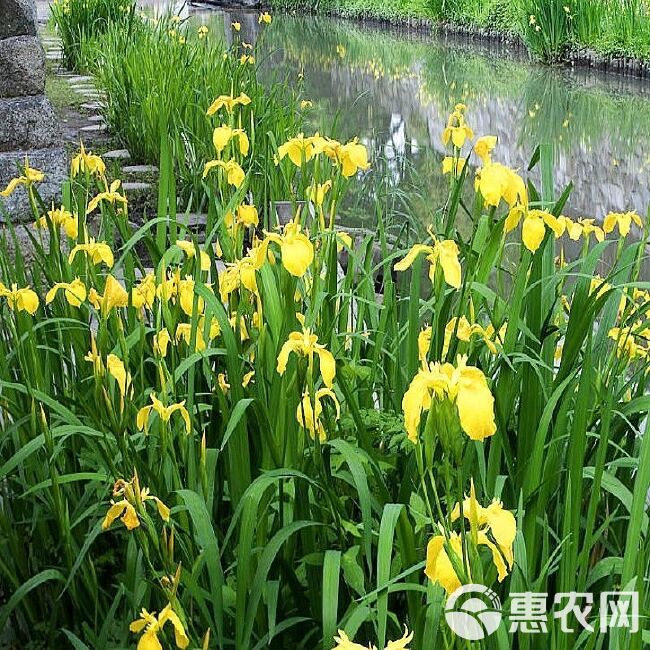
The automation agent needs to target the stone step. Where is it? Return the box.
[122,181,153,192]
[70,85,97,94]
[176,213,207,228]
[103,149,131,161]
[87,114,105,123]
[80,101,104,111]
[67,75,94,84]
[79,123,107,134]
[122,164,159,175]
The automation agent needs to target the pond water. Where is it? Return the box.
[144,2,650,227]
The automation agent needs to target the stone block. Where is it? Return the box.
[0,95,59,151]
[0,146,68,221]
[0,0,37,38]
[0,36,45,97]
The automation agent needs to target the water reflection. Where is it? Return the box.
[173,7,650,221]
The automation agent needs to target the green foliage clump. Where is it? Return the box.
[49,0,135,70]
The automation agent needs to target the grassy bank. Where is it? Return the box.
[1,2,649,649]
[271,0,650,63]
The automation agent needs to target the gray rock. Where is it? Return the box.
[0,146,68,221]
[0,36,45,97]
[0,0,38,39]
[0,95,59,151]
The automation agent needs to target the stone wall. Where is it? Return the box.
[0,0,66,220]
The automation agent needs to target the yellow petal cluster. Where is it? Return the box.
[0,158,44,197]
[426,482,516,594]
[442,103,474,149]
[277,327,336,388]
[206,92,251,116]
[137,392,191,434]
[69,238,114,267]
[46,278,87,308]
[0,282,39,315]
[102,472,170,532]
[87,179,128,214]
[394,236,461,289]
[130,604,189,650]
[70,142,106,178]
[35,206,78,238]
[402,355,496,443]
[296,388,340,441]
[263,221,314,277]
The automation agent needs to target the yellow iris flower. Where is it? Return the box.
[442,104,474,149]
[68,238,114,267]
[46,278,87,307]
[202,159,246,187]
[0,282,40,315]
[609,326,646,360]
[324,138,371,177]
[476,162,527,208]
[259,11,272,23]
[106,353,131,398]
[206,92,251,116]
[426,482,516,594]
[70,141,106,178]
[86,179,128,214]
[177,276,204,316]
[296,387,340,441]
[277,133,319,167]
[277,327,336,388]
[103,474,170,533]
[603,210,643,237]
[212,125,250,156]
[176,240,211,272]
[402,355,496,443]
[442,156,466,176]
[418,317,505,363]
[0,158,44,197]
[224,203,259,236]
[307,180,332,206]
[34,206,78,239]
[473,135,497,165]
[153,328,171,357]
[88,275,129,316]
[219,253,260,303]
[130,603,189,650]
[131,274,157,310]
[137,392,191,434]
[263,221,314,277]
[505,207,565,253]
[394,236,462,289]
[332,628,413,650]
[176,323,206,351]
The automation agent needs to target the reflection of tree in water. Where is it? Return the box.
[258,13,650,217]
